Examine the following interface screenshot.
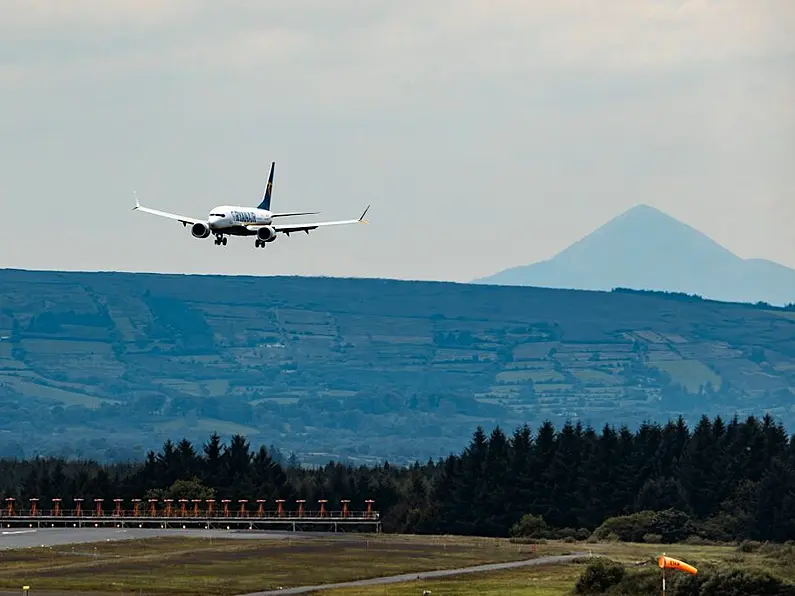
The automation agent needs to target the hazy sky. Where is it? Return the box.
[1,1,793,283]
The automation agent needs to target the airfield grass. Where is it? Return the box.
[322,564,584,596]
[0,534,546,595]
[0,535,791,595]
[324,540,795,596]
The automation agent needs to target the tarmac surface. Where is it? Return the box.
[0,527,306,550]
[238,552,589,595]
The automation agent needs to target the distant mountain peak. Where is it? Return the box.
[608,204,708,233]
[616,203,666,218]
[474,204,795,306]
[552,203,737,265]
[624,203,667,214]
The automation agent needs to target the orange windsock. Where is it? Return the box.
[657,555,698,575]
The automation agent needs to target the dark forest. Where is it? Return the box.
[2,413,794,543]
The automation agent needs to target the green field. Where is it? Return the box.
[0,535,792,595]
[0,535,544,595]
[327,565,583,596]
[2,269,795,463]
[326,540,795,595]
[647,359,722,393]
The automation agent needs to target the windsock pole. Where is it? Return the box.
[658,552,697,595]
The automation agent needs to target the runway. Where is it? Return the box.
[237,552,590,595]
[0,527,305,550]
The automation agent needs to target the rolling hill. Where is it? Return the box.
[1,268,795,464]
[474,204,795,306]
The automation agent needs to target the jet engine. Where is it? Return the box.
[191,222,211,239]
[257,226,277,242]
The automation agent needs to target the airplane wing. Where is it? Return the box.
[268,205,370,235]
[131,194,204,226]
[270,211,320,218]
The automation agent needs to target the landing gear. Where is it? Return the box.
[254,239,266,248]
[214,234,227,246]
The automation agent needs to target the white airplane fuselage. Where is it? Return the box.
[186,204,281,245]
[208,205,273,232]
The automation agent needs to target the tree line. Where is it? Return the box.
[1,413,794,542]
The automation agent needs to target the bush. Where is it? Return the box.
[688,568,795,596]
[751,542,795,565]
[574,560,795,596]
[610,568,661,595]
[593,511,656,542]
[699,512,750,542]
[554,527,579,540]
[509,513,549,539]
[576,527,592,541]
[593,509,695,544]
[574,559,626,594]
[653,509,697,543]
[738,540,762,553]
[759,542,793,557]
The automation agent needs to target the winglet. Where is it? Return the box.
[132,190,140,210]
[359,205,370,223]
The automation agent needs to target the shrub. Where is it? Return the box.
[692,568,795,596]
[574,560,795,596]
[509,513,549,539]
[574,559,626,594]
[555,527,579,540]
[592,511,656,542]
[576,527,592,541]
[610,568,661,595]
[653,509,697,543]
[593,509,695,543]
[738,540,762,553]
[699,512,750,542]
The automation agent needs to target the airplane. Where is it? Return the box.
[132,161,370,247]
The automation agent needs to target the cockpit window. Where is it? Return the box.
[210,213,226,217]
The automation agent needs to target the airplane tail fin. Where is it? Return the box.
[257,162,275,210]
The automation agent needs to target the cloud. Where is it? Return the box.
[0,0,195,30]
[1,1,793,281]
[4,1,792,87]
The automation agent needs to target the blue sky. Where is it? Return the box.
[1,1,793,282]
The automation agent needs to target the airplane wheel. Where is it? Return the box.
[222,237,227,245]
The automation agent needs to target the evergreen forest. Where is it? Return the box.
[2,413,794,544]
